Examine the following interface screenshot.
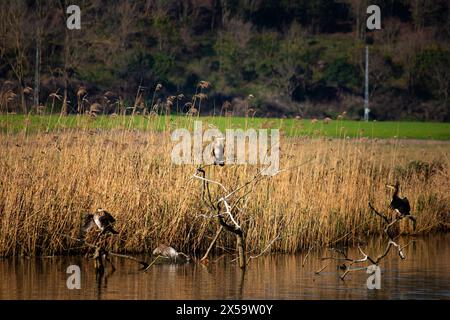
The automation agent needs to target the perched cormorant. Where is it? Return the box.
[386,182,416,229]
[386,182,410,216]
[83,208,119,235]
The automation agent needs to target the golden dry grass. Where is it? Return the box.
[0,129,449,257]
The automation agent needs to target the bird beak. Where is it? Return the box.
[386,184,395,190]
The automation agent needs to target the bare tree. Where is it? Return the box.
[429,60,450,103]
[345,0,369,40]
[193,167,256,269]
[0,1,32,113]
[191,161,312,268]
[33,1,48,113]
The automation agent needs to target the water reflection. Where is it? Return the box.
[0,234,448,299]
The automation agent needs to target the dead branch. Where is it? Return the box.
[143,255,168,271]
[193,159,315,270]
[200,226,223,262]
[60,233,149,269]
[247,234,280,264]
[368,202,391,224]
[302,246,314,267]
[315,262,331,274]
[316,201,416,280]
[193,167,264,270]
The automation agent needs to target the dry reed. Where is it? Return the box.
[0,127,448,257]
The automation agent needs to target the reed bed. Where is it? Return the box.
[0,126,449,257]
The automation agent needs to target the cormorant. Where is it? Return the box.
[83,208,119,235]
[386,182,416,229]
[386,182,410,216]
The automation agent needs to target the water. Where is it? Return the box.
[0,234,448,300]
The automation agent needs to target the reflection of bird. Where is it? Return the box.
[83,208,119,235]
[212,137,225,166]
[386,182,416,229]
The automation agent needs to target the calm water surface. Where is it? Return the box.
[0,234,449,299]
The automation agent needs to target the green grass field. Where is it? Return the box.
[1,114,450,140]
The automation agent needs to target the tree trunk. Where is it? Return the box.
[20,84,27,114]
[34,41,40,112]
[61,84,68,116]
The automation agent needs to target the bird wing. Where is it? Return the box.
[213,140,224,165]
[82,214,95,232]
[389,199,396,210]
[98,210,116,225]
[403,197,411,213]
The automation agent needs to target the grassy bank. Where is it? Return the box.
[1,114,450,139]
[0,129,448,257]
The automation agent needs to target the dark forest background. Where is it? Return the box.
[0,0,449,120]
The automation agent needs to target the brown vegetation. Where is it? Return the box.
[0,129,449,257]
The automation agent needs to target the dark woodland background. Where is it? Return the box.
[0,0,449,120]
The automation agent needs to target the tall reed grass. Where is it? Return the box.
[0,124,448,257]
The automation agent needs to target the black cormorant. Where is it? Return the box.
[386,182,416,229]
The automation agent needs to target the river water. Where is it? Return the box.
[0,234,448,300]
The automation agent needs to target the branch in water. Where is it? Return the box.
[247,234,281,264]
[316,202,416,280]
[59,233,149,269]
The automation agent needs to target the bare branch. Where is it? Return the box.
[317,201,416,280]
[60,233,149,269]
[247,234,280,264]
[200,226,223,262]
[144,255,167,272]
[369,202,391,224]
[218,197,240,229]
